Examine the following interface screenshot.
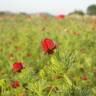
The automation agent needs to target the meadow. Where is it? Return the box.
[0,14,96,96]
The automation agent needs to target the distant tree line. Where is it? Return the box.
[69,4,96,16]
[87,4,96,15]
[0,4,96,16]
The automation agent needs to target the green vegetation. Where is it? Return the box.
[0,14,96,96]
[87,5,96,15]
[69,10,84,16]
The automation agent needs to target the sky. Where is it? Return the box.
[0,0,96,15]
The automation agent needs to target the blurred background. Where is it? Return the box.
[0,0,96,15]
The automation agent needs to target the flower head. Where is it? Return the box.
[12,62,24,72]
[81,75,88,81]
[11,80,20,89]
[41,38,57,54]
[55,15,65,20]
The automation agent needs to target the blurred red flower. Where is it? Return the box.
[41,38,57,54]
[12,62,24,72]
[11,80,20,89]
[81,75,88,81]
[55,15,65,20]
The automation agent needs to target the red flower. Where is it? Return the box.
[11,80,20,89]
[41,38,57,54]
[55,15,65,20]
[81,75,88,81]
[12,62,24,72]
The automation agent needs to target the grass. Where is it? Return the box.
[0,14,96,96]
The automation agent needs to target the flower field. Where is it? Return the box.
[0,14,96,96]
